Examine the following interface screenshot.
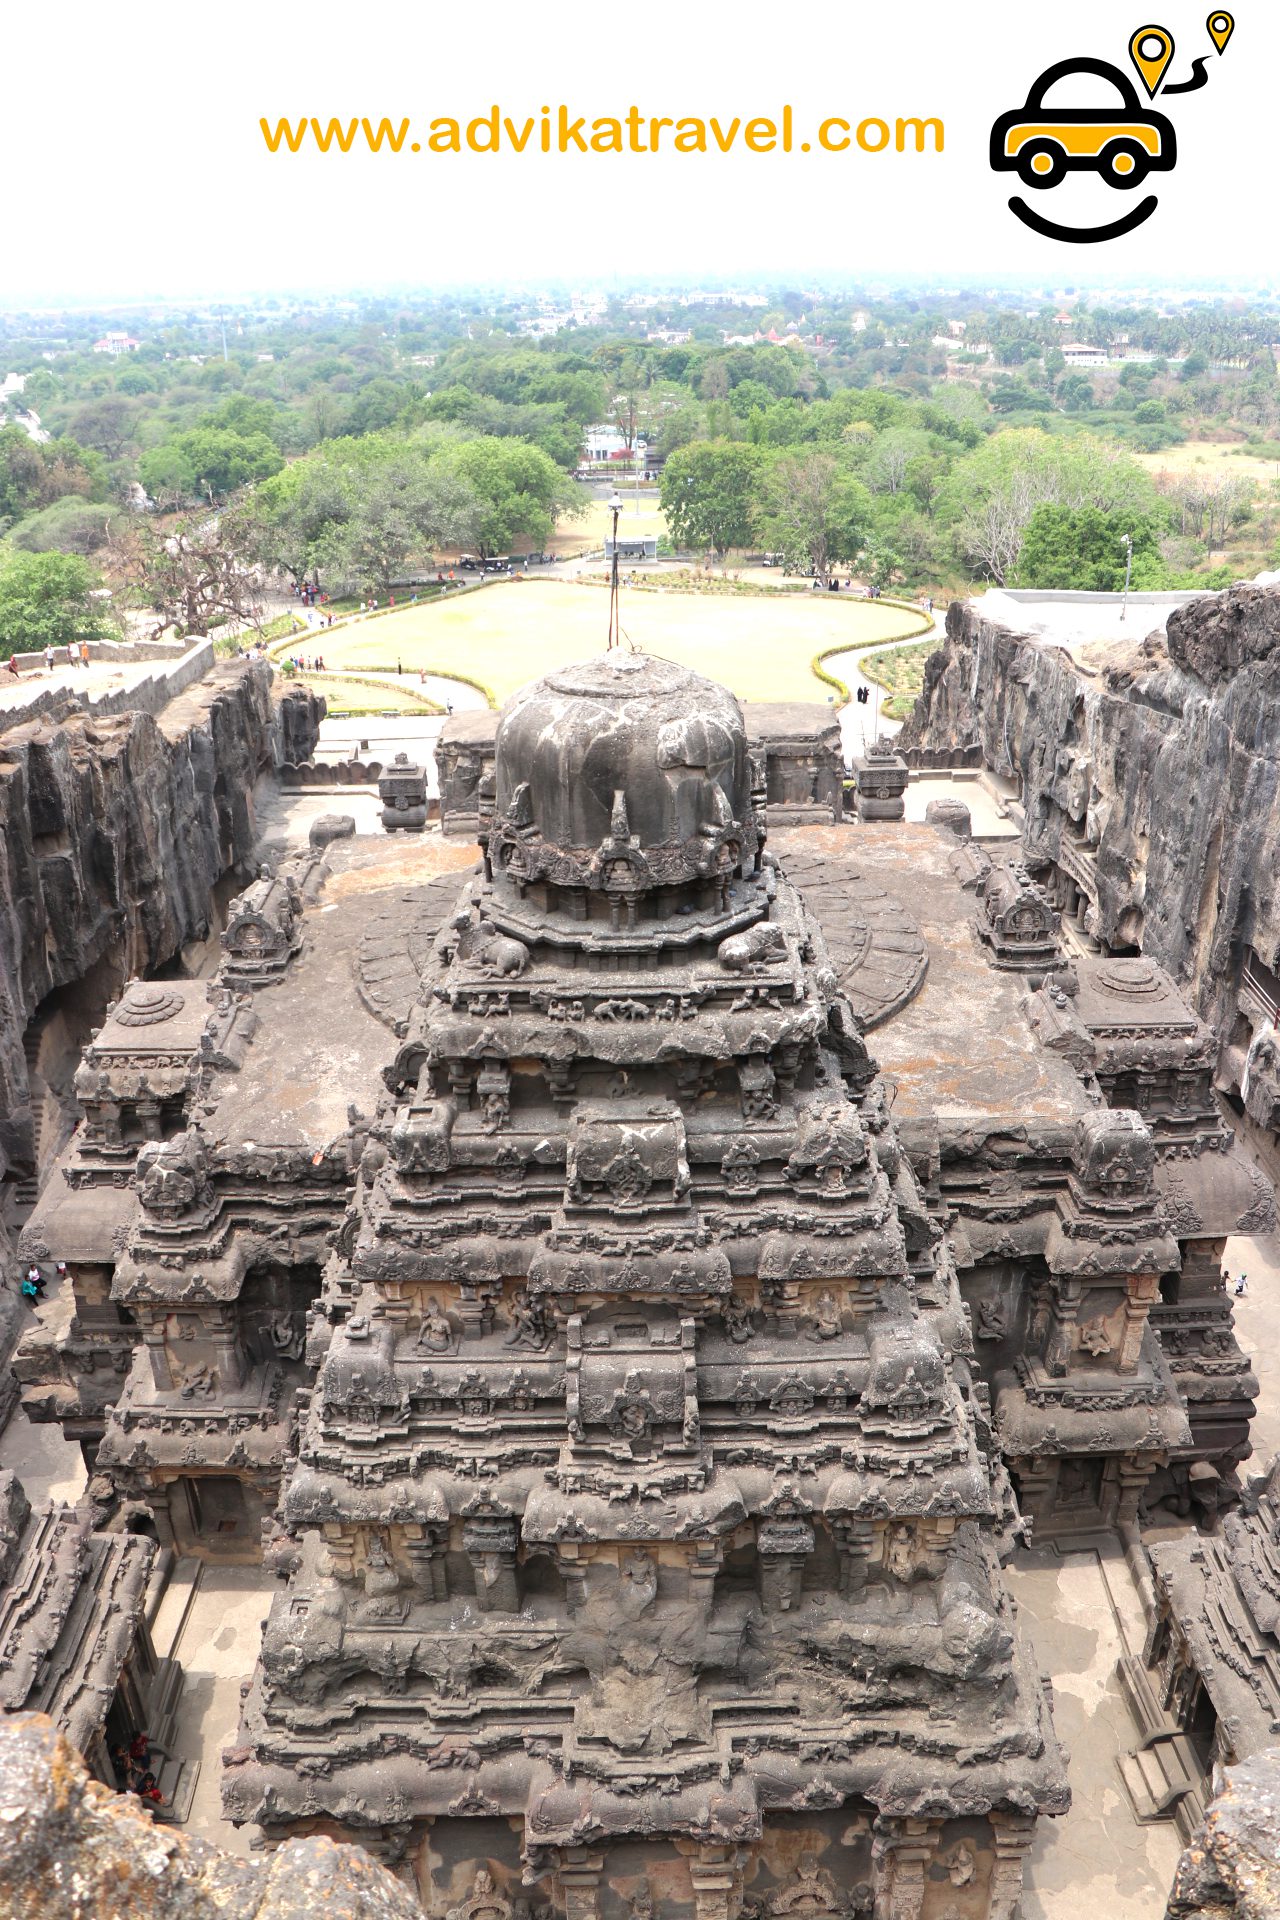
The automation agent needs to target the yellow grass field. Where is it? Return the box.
[545,493,667,555]
[1136,440,1280,485]
[320,580,925,704]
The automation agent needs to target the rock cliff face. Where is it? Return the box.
[0,664,322,1173]
[1165,1748,1280,1917]
[0,1714,423,1920]
[899,587,1280,1052]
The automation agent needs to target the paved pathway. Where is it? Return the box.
[825,615,945,755]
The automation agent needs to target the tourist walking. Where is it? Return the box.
[1235,1273,1248,1296]
[44,644,55,673]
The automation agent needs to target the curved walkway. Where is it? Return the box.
[824,618,944,755]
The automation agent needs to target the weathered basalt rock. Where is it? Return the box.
[0,1713,425,1920]
[0,662,321,1174]
[1165,1747,1280,1917]
[899,587,1280,1054]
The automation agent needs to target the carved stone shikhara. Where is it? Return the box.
[17,617,1278,1916]
[436,702,848,841]
[218,653,1067,1915]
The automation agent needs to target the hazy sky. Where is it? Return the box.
[3,0,1271,303]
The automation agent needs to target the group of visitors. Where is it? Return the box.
[34,642,92,673]
[111,1731,164,1806]
[17,1261,66,1303]
[287,653,327,673]
[290,581,327,609]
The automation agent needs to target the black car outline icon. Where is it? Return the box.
[990,56,1178,191]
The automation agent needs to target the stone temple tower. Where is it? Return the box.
[228,654,1068,1919]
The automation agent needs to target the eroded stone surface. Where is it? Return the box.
[1165,1747,1280,1917]
[0,1713,424,1920]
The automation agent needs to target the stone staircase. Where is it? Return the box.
[1116,1653,1208,1838]
[16,1025,45,1207]
[144,1557,203,1824]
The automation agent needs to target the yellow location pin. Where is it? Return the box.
[1207,9,1235,53]
[1129,24,1176,96]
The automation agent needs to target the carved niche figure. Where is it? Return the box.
[767,1855,841,1917]
[721,1138,760,1193]
[179,1360,217,1400]
[1080,1317,1113,1357]
[722,1291,757,1343]
[944,1839,976,1887]
[268,1310,305,1361]
[805,1289,843,1342]
[976,1296,1007,1341]
[1244,1025,1280,1133]
[477,1063,511,1134]
[504,1287,553,1350]
[886,1524,918,1586]
[447,1868,513,1920]
[137,1128,212,1220]
[418,1297,456,1353]
[608,1369,658,1451]
[362,1532,401,1604]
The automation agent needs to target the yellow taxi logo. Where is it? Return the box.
[990,56,1177,191]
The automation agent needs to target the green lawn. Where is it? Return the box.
[861,639,939,720]
[317,579,929,706]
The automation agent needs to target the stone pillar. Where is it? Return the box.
[833,1516,875,1598]
[688,1539,724,1612]
[1115,1452,1153,1529]
[690,1846,738,1920]
[1043,1278,1081,1378]
[1118,1274,1156,1375]
[404,1531,449,1601]
[211,1306,248,1392]
[463,1515,520,1612]
[987,1812,1035,1920]
[1009,1456,1057,1539]
[559,1849,604,1920]
[148,1483,176,1550]
[144,1322,173,1391]
[453,1277,498,1337]
[757,1517,813,1612]
[871,1817,936,1920]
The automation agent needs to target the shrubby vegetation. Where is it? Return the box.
[3,283,1280,639]
[0,550,113,653]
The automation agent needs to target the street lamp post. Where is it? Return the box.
[606,488,623,650]
[1120,532,1133,622]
